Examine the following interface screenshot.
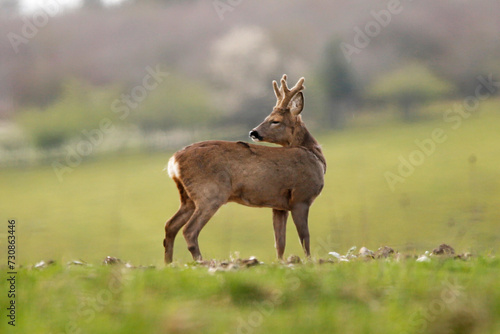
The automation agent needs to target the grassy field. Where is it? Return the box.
[0,99,499,333]
[0,100,499,265]
[1,257,500,333]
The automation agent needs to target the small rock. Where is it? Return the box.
[287,255,301,264]
[432,244,455,256]
[67,260,88,266]
[375,246,395,259]
[328,251,341,260]
[34,260,55,269]
[417,251,431,263]
[103,256,122,265]
[416,255,430,263]
[240,256,260,267]
[359,247,375,258]
[328,252,349,262]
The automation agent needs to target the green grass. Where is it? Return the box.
[0,98,499,333]
[1,258,500,333]
[1,99,499,265]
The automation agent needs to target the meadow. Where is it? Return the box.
[1,100,499,265]
[1,257,500,334]
[1,99,499,333]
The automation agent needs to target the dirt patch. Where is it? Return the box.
[432,244,455,256]
[375,246,395,259]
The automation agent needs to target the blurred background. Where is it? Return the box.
[0,0,499,265]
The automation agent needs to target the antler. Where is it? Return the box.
[273,74,305,109]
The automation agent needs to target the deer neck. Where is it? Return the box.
[290,123,327,174]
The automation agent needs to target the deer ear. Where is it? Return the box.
[289,92,304,116]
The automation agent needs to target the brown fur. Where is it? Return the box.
[163,75,326,263]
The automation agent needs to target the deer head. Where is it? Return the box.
[249,75,305,147]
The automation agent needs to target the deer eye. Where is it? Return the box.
[271,121,280,125]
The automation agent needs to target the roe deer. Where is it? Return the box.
[163,75,326,263]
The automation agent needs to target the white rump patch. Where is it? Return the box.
[166,156,180,179]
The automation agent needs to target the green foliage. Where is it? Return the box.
[322,39,358,100]
[369,63,454,102]
[1,259,499,333]
[320,39,358,127]
[131,74,218,131]
[16,80,119,149]
[14,75,217,150]
[3,1,500,114]
[368,63,455,120]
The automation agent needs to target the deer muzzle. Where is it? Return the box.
[249,130,263,142]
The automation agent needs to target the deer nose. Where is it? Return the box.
[249,130,262,141]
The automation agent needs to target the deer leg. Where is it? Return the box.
[273,209,288,260]
[182,204,221,261]
[164,199,195,263]
[291,203,311,258]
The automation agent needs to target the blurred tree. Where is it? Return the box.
[209,26,280,126]
[367,63,454,121]
[1,0,499,125]
[131,73,218,131]
[16,80,118,149]
[320,38,358,127]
